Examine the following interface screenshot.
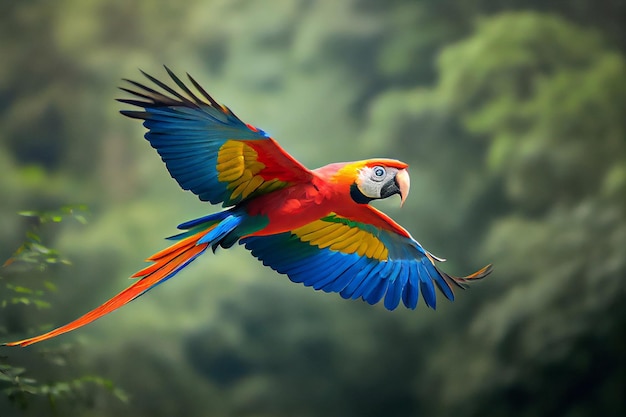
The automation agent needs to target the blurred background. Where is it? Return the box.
[1,0,624,416]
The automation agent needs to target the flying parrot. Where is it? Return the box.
[5,67,492,347]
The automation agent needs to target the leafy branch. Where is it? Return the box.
[3,205,88,269]
[1,206,127,413]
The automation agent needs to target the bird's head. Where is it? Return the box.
[335,159,410,206]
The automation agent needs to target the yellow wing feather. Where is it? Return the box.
[216,140,288,201]
[293,218,389,261]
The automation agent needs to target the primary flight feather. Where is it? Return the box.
[5,67,492,347]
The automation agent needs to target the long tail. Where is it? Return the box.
[4,211,243,347]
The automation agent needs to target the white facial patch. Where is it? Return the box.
[357,166,394,198]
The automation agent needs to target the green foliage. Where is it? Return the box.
[5,206,88,268]
[0,364,127,412]
[1,206,88,310]
[1,208,126,415]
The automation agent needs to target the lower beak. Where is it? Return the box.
[396,169,410,207]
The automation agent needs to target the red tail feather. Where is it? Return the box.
[4,230,212,347]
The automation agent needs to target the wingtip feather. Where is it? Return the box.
[446,263,493,290]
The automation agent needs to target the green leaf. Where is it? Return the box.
[6,284,34,294]
[32,299,52,309]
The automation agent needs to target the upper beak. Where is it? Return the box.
[396,169,410,207]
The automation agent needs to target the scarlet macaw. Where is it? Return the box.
[5,67,491,347]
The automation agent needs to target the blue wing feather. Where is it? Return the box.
[418,265,437,309]
[384,261,408,311]
[339,260,378,300]
[363,271,390,305]
[402,262,420,309]
[309,257,354,290]
[322,257,369,293]
[119,68,312,206]
[348,262,386,301]
[425,261,456,301]
[241,216,492,311]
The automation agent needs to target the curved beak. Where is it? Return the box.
[396,169,410,207]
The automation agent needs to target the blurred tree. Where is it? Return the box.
[366,12,626,417]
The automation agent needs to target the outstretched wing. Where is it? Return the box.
[119,67,313,207]
[242,206,491,310]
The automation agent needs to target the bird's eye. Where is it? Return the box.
[371,166,386,181]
